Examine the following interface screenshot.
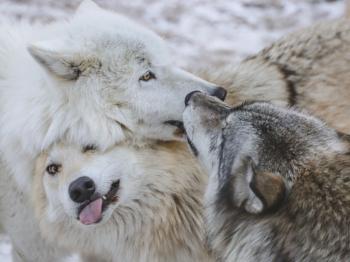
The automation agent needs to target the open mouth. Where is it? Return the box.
[164,120,185,135]
[77,180,120,225]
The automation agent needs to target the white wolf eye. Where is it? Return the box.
[82,144,97,153]
[46,163,62,176]
[139,71,156,82]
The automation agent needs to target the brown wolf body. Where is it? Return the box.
[201,19,350,133]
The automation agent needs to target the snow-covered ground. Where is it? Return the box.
[0,0,346,261]
[0,0,346,68]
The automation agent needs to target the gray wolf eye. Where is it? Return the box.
[139,71,156,81]
[46,163,62,176]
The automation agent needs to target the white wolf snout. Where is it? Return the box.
[68,176,120,225]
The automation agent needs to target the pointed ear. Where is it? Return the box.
[28,42,82,80]
[231,156,286,214]
[75,0,101,16]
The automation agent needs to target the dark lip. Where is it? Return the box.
[186,137,198,157]
[77,180,120,221]
[164,120,185,133]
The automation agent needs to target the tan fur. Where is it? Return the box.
[213,154,350,262]
[253,171,285,210]
[32,142,213,262]
[199,19,350,133]
[273,154,350,261]
[346,0,350,18]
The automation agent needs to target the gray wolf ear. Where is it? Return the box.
[231,156,286,214]
[28,42,84,81]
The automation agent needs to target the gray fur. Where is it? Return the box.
[183,93,350,261]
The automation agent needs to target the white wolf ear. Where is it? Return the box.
[231,156,286,214]
[75,0,101,16]
[28,42,83,80]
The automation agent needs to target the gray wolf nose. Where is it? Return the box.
[69,176,96,203]
[211,86,227,101]
[185,90,201,106]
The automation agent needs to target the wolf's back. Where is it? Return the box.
[200,19,350,133]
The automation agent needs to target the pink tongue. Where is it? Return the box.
[79,198,103,225]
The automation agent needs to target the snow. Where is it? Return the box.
[0,235,11,261]
[0,0,345,261]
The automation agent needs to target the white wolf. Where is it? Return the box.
[0,1,224,261]
[32,142,211,262]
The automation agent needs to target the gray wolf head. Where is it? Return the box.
[183,92,346,214]
[28,0,225,149]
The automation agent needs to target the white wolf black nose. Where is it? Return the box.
[69,176,96,203]
[211,86,227,101]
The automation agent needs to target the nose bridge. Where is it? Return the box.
[171,67,206,84]
[171,67,219,93]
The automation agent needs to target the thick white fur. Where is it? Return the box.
[0,1,218,261]
[0,0,217,192]
[0,160,70,262]
[32,143,211,262]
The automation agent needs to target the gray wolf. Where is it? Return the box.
[0,1,223,261]
[32,142,212,262]
[183,92,350,261]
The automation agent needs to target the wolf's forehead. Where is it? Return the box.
[47,145,84,163]
[87,37,170,67]
[74,23,170,62]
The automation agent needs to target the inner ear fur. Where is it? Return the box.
[231,156,286,214]
[249,170,286,212]
[28,42,101,81]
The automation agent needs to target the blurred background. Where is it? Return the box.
[0,0,346,68]
[0,0,347,261]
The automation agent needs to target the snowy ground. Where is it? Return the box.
[0,0,346,261]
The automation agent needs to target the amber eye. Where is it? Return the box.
[139,71,156,82]
[46,163,62,176]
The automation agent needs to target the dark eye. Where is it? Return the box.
[139,71,156,82]
[82,144,97,153]
[46,163,61,176]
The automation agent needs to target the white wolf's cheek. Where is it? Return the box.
[44,185,66,223]
[44,179,77,223]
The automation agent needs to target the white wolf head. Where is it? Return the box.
[34,144,135,227]
[27,0,225,150]
[32,143,208,260]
